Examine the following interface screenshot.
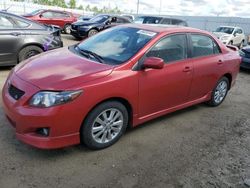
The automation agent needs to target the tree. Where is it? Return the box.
[78,5,83,10]
[69,0,76,9]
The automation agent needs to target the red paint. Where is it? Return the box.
[2,25,241,149]
[23,10,77,29]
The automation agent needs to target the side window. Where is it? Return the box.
[14,19,30,28]
[41,11,54,18]
[54,12,70,18]
[116,18,124,23]
[191,34,221,58]
[0,15,15,29]
[237,29,243,34]
[161,18,171,25]
[146,34,187,63]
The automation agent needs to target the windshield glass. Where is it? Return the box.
[89,15,109,23]
[77,27,157,65]
[216,27,234,34]
[28,9,43,16]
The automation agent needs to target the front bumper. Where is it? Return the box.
[241,57,250,69]
[2,73,80,149]
[70,27,89,38]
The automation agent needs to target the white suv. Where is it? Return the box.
[213,26,245,48]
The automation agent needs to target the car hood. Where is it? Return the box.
[73,21,99,26]
[14,48,114,90]
[213,32,231,38]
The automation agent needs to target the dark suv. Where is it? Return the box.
[134,16,188,26]
[70,14,132,39]
[0,11,63,66]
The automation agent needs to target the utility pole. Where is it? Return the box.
[159,0,162,15]
[136,0,139,14]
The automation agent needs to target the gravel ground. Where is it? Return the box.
[0,35,250,188]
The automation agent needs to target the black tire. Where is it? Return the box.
[207,77,229,107]
[239,40,244,49]
[81,101,128,150]
[18,45,43,62]
[88,29,98,37]
[64,24,71,34]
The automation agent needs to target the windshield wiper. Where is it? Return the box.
[76,46,104,64]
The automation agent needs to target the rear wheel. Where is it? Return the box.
[18,45,43,62]
[81,101,128,150]
[207,77,229,107]
[64,24,71,34]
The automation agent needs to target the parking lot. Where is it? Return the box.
[0,34,250,188]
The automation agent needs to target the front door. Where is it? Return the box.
[138,34,193,118]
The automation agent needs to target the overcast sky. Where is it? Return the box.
[78,0,250,17]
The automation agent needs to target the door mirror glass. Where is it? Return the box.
[143,57,164,69]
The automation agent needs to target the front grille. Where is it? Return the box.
[71,25,78,30]
[8,84,25,100]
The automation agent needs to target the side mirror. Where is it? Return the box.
[143,57,164,69]
[39,14,43,18]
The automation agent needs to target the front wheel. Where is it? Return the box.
[81,101,128,150]
[207,77,229,107]
[88,29,98,37]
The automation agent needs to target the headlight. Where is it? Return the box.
[239,50,245,57]
[29,90,82,108]
[221,36,230,40]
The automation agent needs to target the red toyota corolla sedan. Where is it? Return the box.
[2,24,241,150]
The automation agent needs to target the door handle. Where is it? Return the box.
[183,66,192,72]
[10,32,21,36]
[217,60,223,65]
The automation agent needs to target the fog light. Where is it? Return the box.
[36,128,50,137]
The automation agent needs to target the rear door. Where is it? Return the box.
[188,33,223,101]
[0,14,26,65]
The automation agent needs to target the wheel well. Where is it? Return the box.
[90,27,99,32]
[223,73,232,89]
[18,44,44,61]
[64,23,71,29]
[81,97,133,132]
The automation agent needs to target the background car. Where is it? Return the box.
[0,11,63,66]
[70,14,132,39]
[239,47,250,70]
[213,26,246,48]
[134,16,188,26]
[23,9,78,34]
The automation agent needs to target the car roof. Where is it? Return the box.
[136,15,184,21]
[121,24,207,34]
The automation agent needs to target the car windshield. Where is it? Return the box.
[216,27,234,34]
[77,27,157,65]
[28,9,43,16]
[89,15,109,23]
